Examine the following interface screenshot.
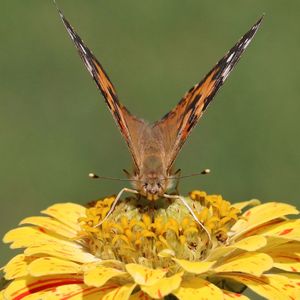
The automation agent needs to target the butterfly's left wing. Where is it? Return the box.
[56,8,146,171]
[153,17,263,171]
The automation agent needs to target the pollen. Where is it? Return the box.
[79,191,241,271]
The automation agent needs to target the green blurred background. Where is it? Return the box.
[0,0,299,291]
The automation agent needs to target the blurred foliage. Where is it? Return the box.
[0,0,299,284]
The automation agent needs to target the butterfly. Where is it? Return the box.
[56,5,262,231]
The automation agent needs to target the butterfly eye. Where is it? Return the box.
[157,183,161,188]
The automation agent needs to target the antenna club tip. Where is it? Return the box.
[88,173,98,179]
[202,168,211,175]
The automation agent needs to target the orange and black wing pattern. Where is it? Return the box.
[154,16,263,170]
[57,9,145,170]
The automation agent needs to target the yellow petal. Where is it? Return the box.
[231,235,267,251]
[3,227,87,255]
[24,243,97,264]
[221,273,299,300]
[2,275,83,300]
[263,242,300,272]
[84,265,126,287]
[173,258,216,274]
[102,283,136,300]
[222,290,250,299]
[207,236,267,261]
[206,246,236,261]
[231,199,260,211]
[4,227,96,263]
[36,250,93,267]
[21,283,122,300]
[243,202,299,224]
[141,273,182,299]
[4,254,38,280]
[13,291,59,300]
[28,257,82,276]
[279,272,300,286]
[129,291,154,300]
[20,216,77,239]
[215,252,273,277]
[3,226,57,248]
[259,220,300,241]
[3,276,123,299]
[231,202,299,238]
[125,264,167,286]
[41,203,86,231]
[172,277,223,300]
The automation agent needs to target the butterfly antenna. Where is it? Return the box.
[166,168,211,181]
[89,173,129,181]
[181,168,211,178]
[88,173,141,182]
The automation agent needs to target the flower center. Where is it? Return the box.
[79,191,241,271]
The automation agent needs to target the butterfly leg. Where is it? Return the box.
[95,187,139,227]
[163,193,212,245]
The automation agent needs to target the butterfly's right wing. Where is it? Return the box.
[57,8,144,171]
[154,17,263,171]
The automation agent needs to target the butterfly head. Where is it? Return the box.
[131,172,173,201]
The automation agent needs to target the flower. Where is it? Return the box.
[1,190,300,299]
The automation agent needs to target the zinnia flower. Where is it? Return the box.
[1,190,300,299]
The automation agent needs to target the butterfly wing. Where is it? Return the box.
[153,17,263,171]
[57,9,145,170]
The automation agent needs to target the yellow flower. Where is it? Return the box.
[1,191,300,299]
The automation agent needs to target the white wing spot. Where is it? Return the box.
[227,52,235,63]
[84,58,93,76]
[243,38,251,49]
[79,43,87,54]
[66,27,75,41]
[222,65,232,81]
